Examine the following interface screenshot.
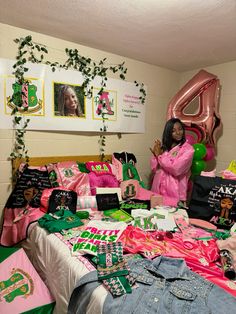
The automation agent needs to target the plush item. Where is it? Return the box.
[88,172,119,195]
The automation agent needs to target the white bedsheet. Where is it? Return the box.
[22,223,107,314]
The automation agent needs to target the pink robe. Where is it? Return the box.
[150,141,194,206]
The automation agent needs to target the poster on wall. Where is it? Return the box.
[0,58,146,133]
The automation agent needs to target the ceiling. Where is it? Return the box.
[0,0,236,72]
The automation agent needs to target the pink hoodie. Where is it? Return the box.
[150,141,194,206]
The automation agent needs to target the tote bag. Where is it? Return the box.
[188,175,236,229]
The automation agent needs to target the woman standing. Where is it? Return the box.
[150,118,194,206]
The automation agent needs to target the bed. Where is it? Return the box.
[4,155,236,314]
[14,155,112,314]
[22,223,108,314]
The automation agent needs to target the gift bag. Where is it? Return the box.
[221,160,236,180]
[226,160,236,175]
[188,175,236,229]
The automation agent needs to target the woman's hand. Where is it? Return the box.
[150,139,162,156]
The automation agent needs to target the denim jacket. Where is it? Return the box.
[68,256,236,314]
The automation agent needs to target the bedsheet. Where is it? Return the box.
[21,223,108,314]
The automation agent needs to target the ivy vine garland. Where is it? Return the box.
[10,35,146,161]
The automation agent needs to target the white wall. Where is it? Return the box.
[0,23,180,217]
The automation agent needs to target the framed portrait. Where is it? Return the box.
[53,82,85,118]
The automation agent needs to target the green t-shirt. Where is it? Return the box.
[38,209,83,233]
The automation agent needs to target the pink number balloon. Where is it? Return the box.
[167,69,222,146]
[185,134,196,145]
[204,144,215,161]
[185,126,202,143]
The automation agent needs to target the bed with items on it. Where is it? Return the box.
[0,153,236,314]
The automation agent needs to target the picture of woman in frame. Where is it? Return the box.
[54,83,85,117]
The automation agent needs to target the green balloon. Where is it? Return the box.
[191,159,206,175]
[193,143,207,160]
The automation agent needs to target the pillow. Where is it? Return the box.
[47,161,91,196]
[40,187,70,212]
[85,161,113,176]
[88,172,119,195]
[6,167,51,209]
[48,189,77,214]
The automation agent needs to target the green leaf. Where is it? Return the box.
[41,47,48,53]
[25,35,32,41]
[17,139,24,145]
